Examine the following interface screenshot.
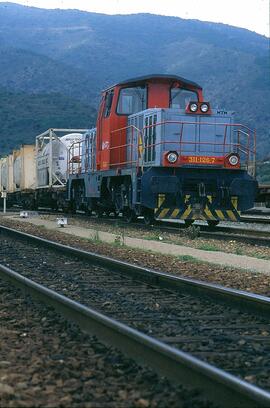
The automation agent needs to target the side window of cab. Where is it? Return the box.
[117,86,147,115]
[103,90,114,118]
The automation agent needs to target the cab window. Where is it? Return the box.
[117,86,147,115]
[103,90,114,118]
[170,88,198,109]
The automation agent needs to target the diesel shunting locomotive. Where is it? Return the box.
[0,74,258,225]
[67,74,258,225]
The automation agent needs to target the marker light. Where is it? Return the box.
[200,103,209,113]
[167,151,178,163]
[189,102,198,112]
[228,154,239,166]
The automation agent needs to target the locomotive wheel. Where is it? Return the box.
[144,210,155,225]
[30,199,37,210]
[184,219,194,227]
[123,209,136,223]
[85,207,93,216]
[96,208,104,218]
[207,220,219,227]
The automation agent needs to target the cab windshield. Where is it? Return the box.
[170,88,198,109]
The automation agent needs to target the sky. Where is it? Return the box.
[1,0,269,37]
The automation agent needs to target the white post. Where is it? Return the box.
[1,191,7,213]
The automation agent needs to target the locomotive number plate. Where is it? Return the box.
[180,156,224,165]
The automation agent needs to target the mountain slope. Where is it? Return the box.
[0,46,96,101]
[0,88,96,155]
[0,2,269,159]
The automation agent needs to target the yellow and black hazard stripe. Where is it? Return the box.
[154,194,241,221]
[205,195,240,222]
[138,132,143,158]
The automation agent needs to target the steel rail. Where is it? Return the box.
[240,216,270,225]
[159,219,270,239]
[204,224,270,238]
[0,225,269,320]
[140,219,270,245]
[199,227,270,245]
[0,262,270,408]
[130,222,269,247]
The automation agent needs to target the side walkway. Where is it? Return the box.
[7,216,270,274]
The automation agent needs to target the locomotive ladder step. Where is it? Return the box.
[136,177,142,201]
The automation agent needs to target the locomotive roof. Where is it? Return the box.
[104,74,202,91]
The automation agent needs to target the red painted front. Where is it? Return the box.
[148,82,170,108]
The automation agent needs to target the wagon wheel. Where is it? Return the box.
[207,220,219,227]
[123,209,136,223]
[95,208,104,218]
[184,219,194,227]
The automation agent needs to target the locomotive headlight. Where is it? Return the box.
[167,151,178,163]
[228,154,239,166]
[200,103,209,113]
[189,102,198,112]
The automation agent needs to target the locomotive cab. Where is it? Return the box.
[96,75,203,170]
[68,74,257,224]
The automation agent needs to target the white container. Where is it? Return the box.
[36,132,83,188]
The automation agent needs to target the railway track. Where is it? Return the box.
[74,214,270,246]
[0,225,270,407]
[48,210,270,245]
[1,207,270,245]
[241,206,270,223]
[134,219,270,245]
[240,215,270,225]
[194,224,270,245]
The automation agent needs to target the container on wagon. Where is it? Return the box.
[13,145,36,191]
[36,129,84,188]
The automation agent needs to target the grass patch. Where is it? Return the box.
[197,243,219,251]
[143,231,164,241]
[178,255,200,263]
[113,233,126,247]
[253,253,270,260]
[88,230,101,243]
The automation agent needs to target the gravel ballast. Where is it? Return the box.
[0,280,214,408]
[0,217,270,296]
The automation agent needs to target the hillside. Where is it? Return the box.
[0,2,269,159]
[0,88,96,154]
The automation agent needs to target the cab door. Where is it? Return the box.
[96,90,114,170]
